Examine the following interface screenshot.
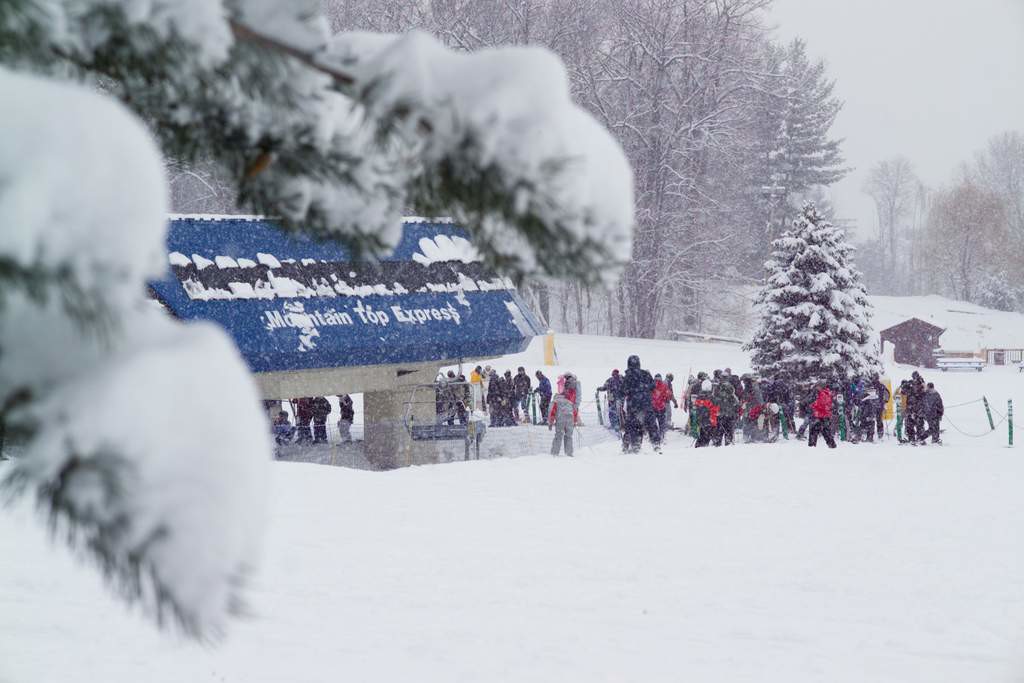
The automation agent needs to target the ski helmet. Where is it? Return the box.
[627,355,640,369]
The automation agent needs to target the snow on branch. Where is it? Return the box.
[0,67,270,639]
[3,1,634,285]
[4,319,269,638]
[326,30,634,280]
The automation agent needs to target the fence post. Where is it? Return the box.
[837,396,847,441]
[1009,399,1014,447]
[983,396,995,430]
[530,392,538,425]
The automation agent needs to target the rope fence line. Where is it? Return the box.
[942,414,1006,439]
[943,397,987,410]
[926,395,1013,442]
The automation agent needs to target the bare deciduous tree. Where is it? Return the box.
[320,0,848,339]
[922,177,1009,304]
[863,156,918,293]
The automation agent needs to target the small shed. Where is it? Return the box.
[879,318,945,368]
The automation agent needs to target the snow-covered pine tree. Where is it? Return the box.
[746,203,880,393]
[0,0,633,640]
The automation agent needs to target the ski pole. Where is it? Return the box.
[983,396,995,430]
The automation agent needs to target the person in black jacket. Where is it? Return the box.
[513,367,532,423]
[294,397,314,443]
[502,370,516,426]
[795,385,817,440]
[487,370,502,426]
[616,355,660,453]
[311,396,332,443]
[870,373,890,439]
[534,370,552,424]
[337,394,355,442]
[919,382,944,444]
[905,371,926,442]
[600,369,624,432]
[766,377,794,437]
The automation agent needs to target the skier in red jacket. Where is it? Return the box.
[808,382,837,449]
[651,374,674,440]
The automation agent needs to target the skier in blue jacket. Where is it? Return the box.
[534,370,552,423]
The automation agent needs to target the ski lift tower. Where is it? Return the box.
[149,215,544,469]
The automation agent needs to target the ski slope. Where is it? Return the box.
[3,333,1024,682]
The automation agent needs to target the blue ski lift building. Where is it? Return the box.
[149,215,544,468]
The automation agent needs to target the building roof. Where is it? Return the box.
[879,317,945,337]
[149,216,543,373]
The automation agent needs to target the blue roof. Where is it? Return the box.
[149,217,544,373]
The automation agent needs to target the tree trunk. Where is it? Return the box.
[536,282,550,326]
[574,282,585,334]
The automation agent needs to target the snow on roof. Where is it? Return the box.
[870,295,1024,351]
[167,214,455,224]
[167,213,266,222]
[151,216,542,373]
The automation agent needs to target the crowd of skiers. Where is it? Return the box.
[432,365,582,456]
[594,355,946,452]
[264,359,947,456]
[445,365,570,429]
[265,395,356,447]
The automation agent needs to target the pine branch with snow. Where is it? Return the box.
[0,0,634,641]
[745,203,880,393]
[0,67,269,640]
[0,0,633,285]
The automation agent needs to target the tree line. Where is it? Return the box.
[210,0,841,339]
[317,0,848,337]
[861,131,1024,310]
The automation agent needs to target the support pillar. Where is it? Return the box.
[363,388,440,469]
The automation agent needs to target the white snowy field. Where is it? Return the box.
[4,333,1024,682]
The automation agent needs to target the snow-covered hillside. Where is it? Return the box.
[4,333,1024,682]
[870,294,1024,352]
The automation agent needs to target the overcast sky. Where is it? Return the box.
[768,0,1024,241]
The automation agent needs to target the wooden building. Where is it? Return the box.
[879,318,945,368]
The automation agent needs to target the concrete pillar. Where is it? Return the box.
[363,387,440,469]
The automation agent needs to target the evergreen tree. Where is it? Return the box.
[746,203,880,393]
[750,39,848,252]
[0,0,633,640]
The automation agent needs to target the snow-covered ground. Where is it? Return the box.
[4,333,1024,682]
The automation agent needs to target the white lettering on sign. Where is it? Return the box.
[262,298,466,347]
[352,300,390,326]
[263,306,354,332]
[390,302,462,326]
